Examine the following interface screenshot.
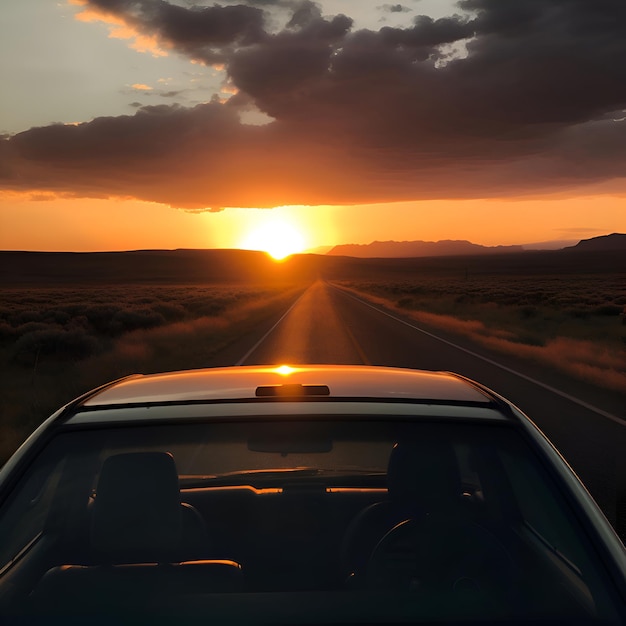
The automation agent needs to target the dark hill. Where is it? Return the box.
[566,233,626,252]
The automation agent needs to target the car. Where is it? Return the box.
[0,364,624,624]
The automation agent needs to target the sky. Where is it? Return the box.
[1,0,625,254]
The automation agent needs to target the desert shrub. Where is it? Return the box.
[184,300,227,316]
[84,304,121,334]
[593,304,622,316]
[67,315,90,331]
[510,332,546,347]
[518,306,539,319]
[11,328,100,366]
[0,322,16,343]
[132,296,157,305]
[14,322,53,337]
[109,308,165,334]
[12,310,45,325]
[60,303,88,316]
[566,308,589,319]
[43,310,71,325]
[181,290,257,316]
[397,297,413,308]
[152,302,186,322]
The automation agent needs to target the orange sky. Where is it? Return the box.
[2,2,626,254]
[1,192,624,253]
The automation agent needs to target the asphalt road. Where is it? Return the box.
[211,280,626,537]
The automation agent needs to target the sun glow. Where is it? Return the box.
[240,219,306,260]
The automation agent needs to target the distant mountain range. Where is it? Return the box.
[327,240,524,258]
[327,234,625,258]
[564,233,626,252]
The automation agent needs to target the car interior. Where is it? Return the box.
[0,419,622,622]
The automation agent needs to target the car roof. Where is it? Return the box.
[81,365,495,407]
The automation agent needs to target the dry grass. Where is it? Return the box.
[0,284,305,462]
[336,276,626,393]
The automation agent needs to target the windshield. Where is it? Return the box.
[0,419,622,624]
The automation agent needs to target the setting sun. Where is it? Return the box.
[240,220,306,260]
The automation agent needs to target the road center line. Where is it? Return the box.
[332,284,625,426]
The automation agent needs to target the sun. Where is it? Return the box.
[240,220,306,260]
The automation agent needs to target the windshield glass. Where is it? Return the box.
[0,419,621,624]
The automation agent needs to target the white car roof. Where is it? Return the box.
[81,365,494,407]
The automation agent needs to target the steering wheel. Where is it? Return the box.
[366,517,515,600]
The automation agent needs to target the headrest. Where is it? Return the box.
[387,441,461,511]
[91,452,181,561]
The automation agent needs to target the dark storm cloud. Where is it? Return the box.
[86,0,267,63]
[1,0,626,208]
[455,0,626,125]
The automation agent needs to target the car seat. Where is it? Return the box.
[340,440,462,584]
[29,451,243,612]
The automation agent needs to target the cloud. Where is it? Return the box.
[74,0,267,64]
[557,227,610,235]
[378,4,412,14]
[2,0,626,209]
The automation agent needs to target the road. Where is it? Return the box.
[211,280,626,536]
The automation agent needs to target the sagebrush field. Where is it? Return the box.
[338,273,625,393]
[0,283,304,461]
